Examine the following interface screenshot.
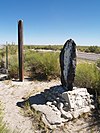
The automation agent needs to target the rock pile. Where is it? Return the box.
[31,86,95,128]
[44,86,94,118]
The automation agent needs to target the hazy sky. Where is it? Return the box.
[0,0,100,46]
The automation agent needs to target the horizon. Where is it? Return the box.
[0,42,100,47]
[0,0,100,46]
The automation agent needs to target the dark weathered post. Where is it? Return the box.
[18,20,24,81]
[6,42,8,70]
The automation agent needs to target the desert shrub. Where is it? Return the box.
[84,46,100,54]
[24,45,63,51]
[96,59,100,68]
[24,51,60,80]
[0,48,6,67]
[77,46,88,52]
[74,63,100,91]
[77,45,100,54]
[0,48,5,58]
[8,44,17,55]
[84,48,90,53]
[8,55,18,79]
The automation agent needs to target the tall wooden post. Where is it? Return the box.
[6,42,8,70]
[18,20,24,81]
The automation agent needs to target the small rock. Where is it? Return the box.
[52,100,57,106]
[61,110,73,120]
[72,110,81,118]
[83,106,90,113]
[46,101,52,106]
[58,102,64,110]
[90,105,95,109]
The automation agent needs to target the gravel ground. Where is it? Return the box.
[0,79,100,133]
[0,79,60,133]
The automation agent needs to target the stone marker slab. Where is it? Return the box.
[60,39,76,91]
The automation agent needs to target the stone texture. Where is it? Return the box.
[31,86,95,128]
[31,104,62,125]
[60,39,76,91]
[61,88,93,111]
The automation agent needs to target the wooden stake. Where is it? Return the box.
[6,42,8,70]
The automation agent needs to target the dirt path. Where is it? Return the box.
[0,80,60,133]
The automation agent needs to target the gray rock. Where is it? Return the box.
[60,39,76,91]
[90,105,95,109]
[58,102,64,110]
[52,100,57,106]
[72,109,82,118]
[31,104,62,125]
[46,101,52,106]
[83,106,90,113]
[61,110,73,120]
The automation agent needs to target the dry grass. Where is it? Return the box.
[21,100,50,133]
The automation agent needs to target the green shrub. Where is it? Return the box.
[77,45,100,54]
[77,46,89,52]
[96,59,100,68]
[74,63,100,90]
[24,45,63,51]
[8,55,18,79]
[0,48,5,67]
[84,48,90,53]
[24,51,60,80]
[8,44,17,55]
[84,46,100,54]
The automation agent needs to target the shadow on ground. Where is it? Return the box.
[17,85,64,107]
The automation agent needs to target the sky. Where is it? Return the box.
[0,0,100,46]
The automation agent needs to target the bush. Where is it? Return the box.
[84,46,100,54]
[8,44,17,55]
[0,48,5,67]
[84,48,90,53]
[96,59,100,68]
[24,51,60,80]
[8,55,18,79]
[24,45,63,51]
[74,63,100,91]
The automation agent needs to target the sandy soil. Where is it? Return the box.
[0,79,100,133]
[0,79,60,133]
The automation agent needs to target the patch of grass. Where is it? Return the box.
[96,59,100,68]
[22,100,50,132]
[74,63,100,91]
[0,102,10,133]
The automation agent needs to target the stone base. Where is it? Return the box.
[31,86,95,128]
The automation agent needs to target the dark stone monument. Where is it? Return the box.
[60,39,76,91]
